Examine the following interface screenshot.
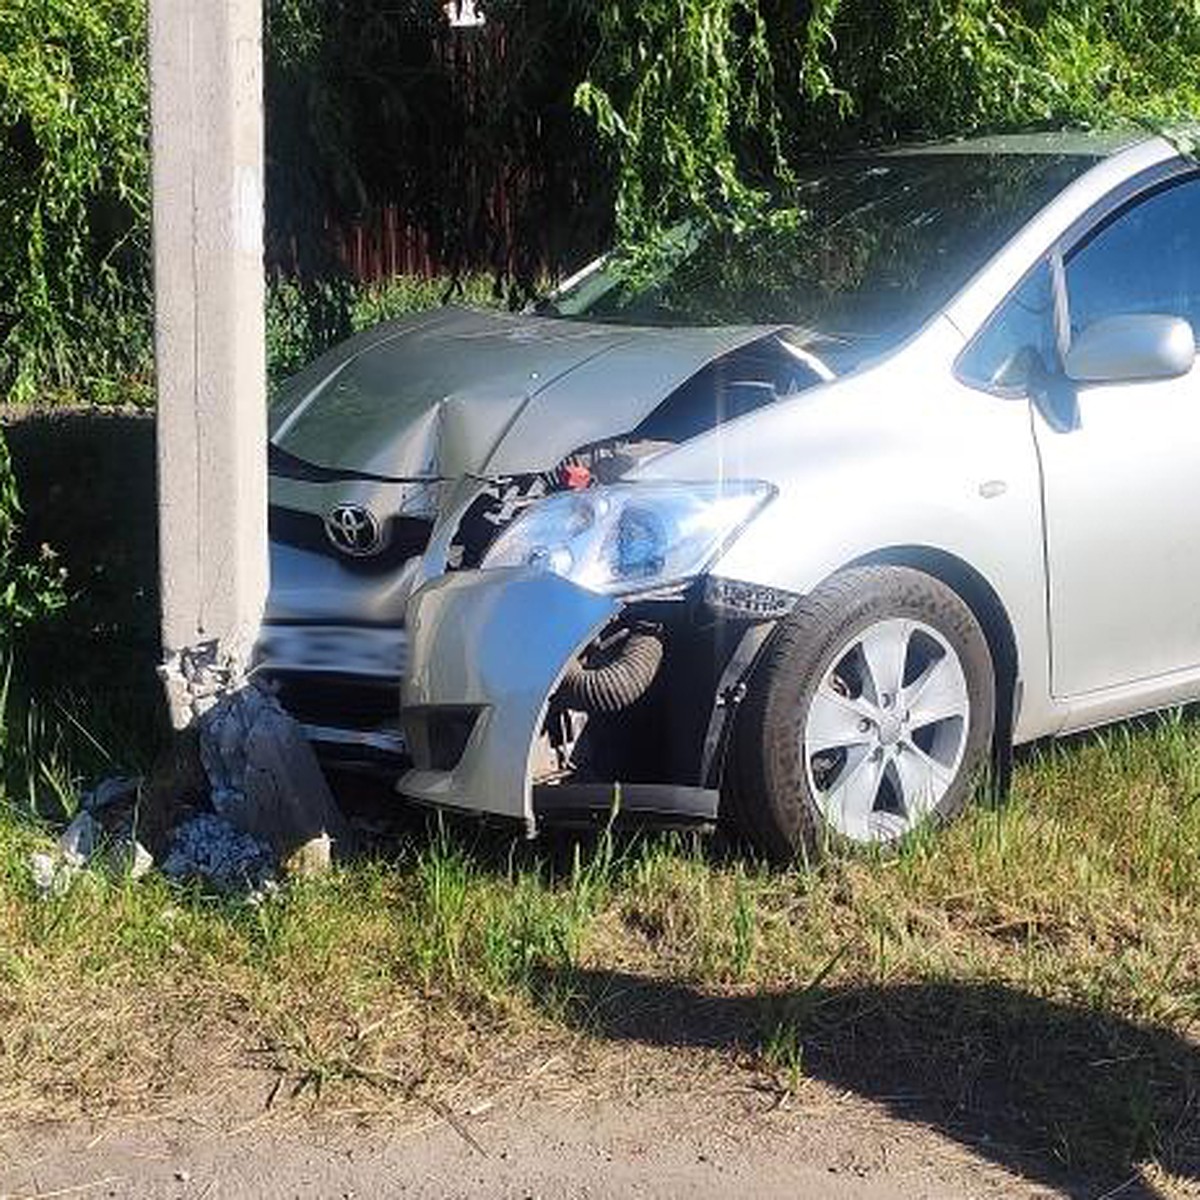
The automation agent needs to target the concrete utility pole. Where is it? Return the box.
[146,0,348,874]
[149,0,269,726]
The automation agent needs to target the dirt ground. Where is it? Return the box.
[1,1082,1099,1200]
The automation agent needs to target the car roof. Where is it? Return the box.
[880,128,1161,159]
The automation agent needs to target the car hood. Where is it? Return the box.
[269,306,783,479]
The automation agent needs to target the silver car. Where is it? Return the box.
[260,129,1200,857]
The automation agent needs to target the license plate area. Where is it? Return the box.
[256,624,407,679]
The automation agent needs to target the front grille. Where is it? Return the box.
[269,674,400,732]
[269,505,433,571]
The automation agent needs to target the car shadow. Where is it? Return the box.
[532,967,1199,1198]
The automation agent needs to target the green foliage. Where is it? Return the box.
[0,432,65,648]
[575,1,1200,256]
[575,0,794,267]
[1,0,603,403]
[265,279,358,386]
[0,0,152,405]
[798,1,1200,141]
[0,423,68,808]
[6,0,1200,404]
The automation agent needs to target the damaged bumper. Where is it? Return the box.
[255,540,417,764]
[398,568,619,831]
[397,564,773,832]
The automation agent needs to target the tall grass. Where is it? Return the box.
[1,703,1198,1178]
[0,639,156,823]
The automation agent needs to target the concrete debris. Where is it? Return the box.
[198,681,277,815]
[283,832,333,878]
[159,638,248,730]
[138,732,208,858]
[29,674,352,896]
[59,811,101,867]
[110,837,156,880]
[29,851,62,896]
[198,681,351,868]
[161,813,275,893]
[29,804,155,897]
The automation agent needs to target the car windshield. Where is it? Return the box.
[541,152,1095,368]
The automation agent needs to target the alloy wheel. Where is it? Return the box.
[802,617,971,843]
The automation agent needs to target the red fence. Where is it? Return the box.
[333,208,442,281]
[286,19,550,284]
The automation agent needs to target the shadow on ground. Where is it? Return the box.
[3,409,166,785]
[534,968,1200,1198]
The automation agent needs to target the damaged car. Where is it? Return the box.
[259,130,1200,857]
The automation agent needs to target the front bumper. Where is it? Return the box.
[255,623,410,764]
[257,537,420,767]
[399,568,619,830]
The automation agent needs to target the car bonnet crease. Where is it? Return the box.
[269,306,789,481]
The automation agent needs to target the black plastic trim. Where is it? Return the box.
[533,782,720,827]
[269,442,441,485]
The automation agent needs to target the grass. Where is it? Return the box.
[2,708,1200,1186]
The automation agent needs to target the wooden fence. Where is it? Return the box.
[272,18,581,284]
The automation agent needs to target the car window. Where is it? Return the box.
[1066,174,1200,335]
[543,153,1095,374]
[957,260,1057,393]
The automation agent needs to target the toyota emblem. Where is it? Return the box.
[324,504,386,557]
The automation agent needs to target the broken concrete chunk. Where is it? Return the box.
[29,852,58,896]
[283,833,333,878]
[31,674,353,895]
[29,846,87,898]
[108,838,155,880]
[242,707,351,857]
[161,640,249,728]
[198,682,351,869]
[30,802,157,895]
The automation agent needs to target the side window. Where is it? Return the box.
[1066,175,1200,336]
[958,260,1057,393]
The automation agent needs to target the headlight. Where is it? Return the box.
[479,480,775,596]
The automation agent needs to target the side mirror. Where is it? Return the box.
[1065,313,1195,384]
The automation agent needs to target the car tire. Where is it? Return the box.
[727,565,995,862]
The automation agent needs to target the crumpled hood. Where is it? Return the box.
[269,306,781,479]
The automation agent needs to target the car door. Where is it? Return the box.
[1034,171,1200,697]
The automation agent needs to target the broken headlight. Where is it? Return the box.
[479,481,774,596]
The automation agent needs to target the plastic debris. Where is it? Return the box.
[83,775,141,814]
